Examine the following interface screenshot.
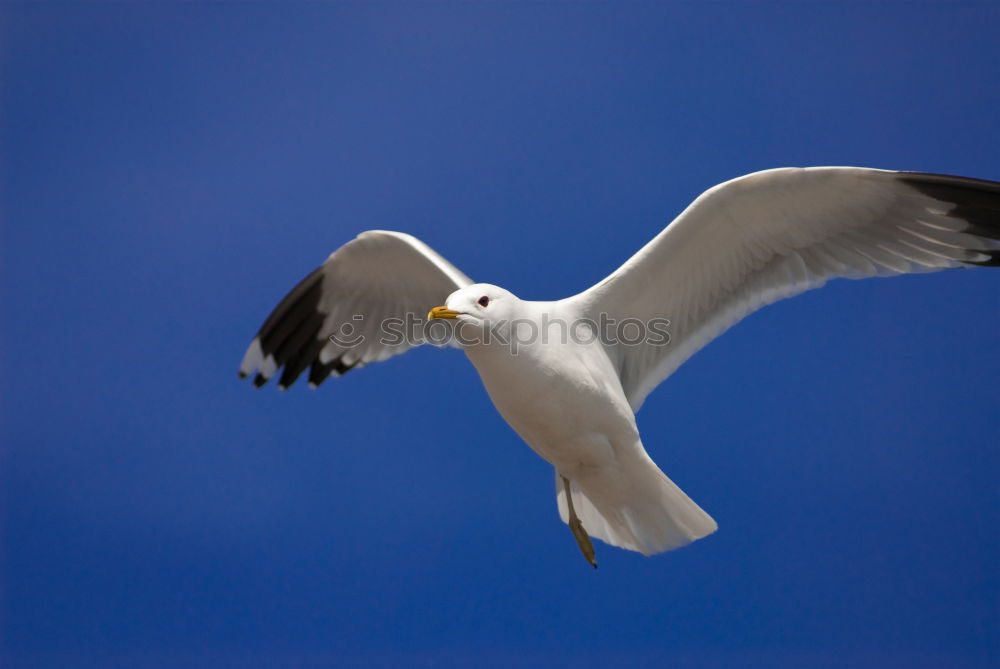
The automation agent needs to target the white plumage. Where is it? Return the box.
[239,167,999,563]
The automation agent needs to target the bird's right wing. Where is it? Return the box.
[239,230,473,389]
[569,168,1000,411]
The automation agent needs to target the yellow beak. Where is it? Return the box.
[427,306,461,320]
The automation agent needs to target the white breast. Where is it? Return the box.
[463,311,638,471]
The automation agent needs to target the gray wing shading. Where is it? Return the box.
[569,168,1000,411]
[239,230,473,389]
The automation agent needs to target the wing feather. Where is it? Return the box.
[240,230,473,389]
[569,168,1000,411]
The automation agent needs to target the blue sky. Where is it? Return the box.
[2,3,998,668]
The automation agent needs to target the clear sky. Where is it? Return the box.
[2,3,998,668]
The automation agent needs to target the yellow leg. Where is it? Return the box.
[562,475,597,568]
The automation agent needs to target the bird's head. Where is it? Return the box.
[427,283,522,344]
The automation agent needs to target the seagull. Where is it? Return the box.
[239,167,998,567]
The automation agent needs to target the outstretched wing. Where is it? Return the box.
[239,230,473,389]
[570,168,1000,411]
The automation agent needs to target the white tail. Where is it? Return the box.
[555,445,717,556]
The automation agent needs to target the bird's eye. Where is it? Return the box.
[478,295,490,307]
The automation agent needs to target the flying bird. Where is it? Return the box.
[239,167,999,567]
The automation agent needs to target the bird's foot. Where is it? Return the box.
[568,517,597,568]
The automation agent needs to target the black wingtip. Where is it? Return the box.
[245,264,332,392]
[238,370,248,379]
[253,374,269,388]
[897,170,1000,189]
[897,172,1000,265]
[307,356,361,387]
[966,252,1000,267]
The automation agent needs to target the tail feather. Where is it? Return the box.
[555,447,717,556]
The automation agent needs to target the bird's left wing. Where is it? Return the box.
[568,167,1000,411]
[239,230,473,389]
